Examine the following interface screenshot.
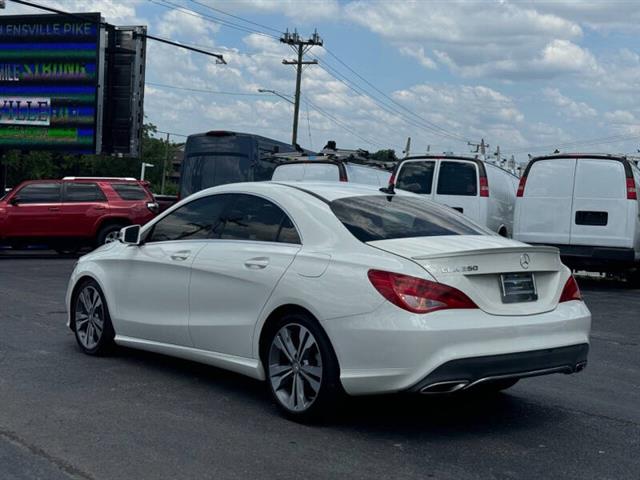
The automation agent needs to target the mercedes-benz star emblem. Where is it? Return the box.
[520,253,531,269]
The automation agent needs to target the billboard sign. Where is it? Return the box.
[0,13,102,154]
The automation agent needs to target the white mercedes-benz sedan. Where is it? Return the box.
[66,182,591,421]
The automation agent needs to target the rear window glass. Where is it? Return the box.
[526,159,575,197]
[330,195,485,242]
[574,159,626,199]
[396,161,435,194]
[437,161,477,196]
[111,183,149,200]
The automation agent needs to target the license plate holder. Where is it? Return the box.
[500,272,538,303]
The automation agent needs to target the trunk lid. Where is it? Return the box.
[368,235,565,315]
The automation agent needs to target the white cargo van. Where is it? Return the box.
[392,155,519,236]
[272,160,391,186]
[514,154,640,277]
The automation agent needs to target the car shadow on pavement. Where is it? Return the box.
[109,345,563,436]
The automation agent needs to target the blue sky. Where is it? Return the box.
[4,0,640,163]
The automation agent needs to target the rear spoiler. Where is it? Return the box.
[412,245,560,261]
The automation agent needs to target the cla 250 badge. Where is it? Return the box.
[441,265,479,273]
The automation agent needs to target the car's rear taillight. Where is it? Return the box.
[516,175,527,197]
[368,270,478,314]
[559,275,582,302]
[626,177,637,200]
[479,175,489,197]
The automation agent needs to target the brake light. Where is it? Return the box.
[516,175,527,197]
[388,171,396,187]
[339,169,348,182]
[559,276,582,302]
[368,270,478,314]
[479,175,489,197]
[626,177,637,200]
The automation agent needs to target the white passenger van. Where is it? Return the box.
[391,155,519,236]
[514,153,640,277]
[272,160,391,186]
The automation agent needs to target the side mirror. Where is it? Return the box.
[9,197,19,206]
[119,225,142,245]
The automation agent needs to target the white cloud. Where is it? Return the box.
[398,46,437,70]
[543,88,597,118]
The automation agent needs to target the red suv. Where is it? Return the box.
[0,177,158,252]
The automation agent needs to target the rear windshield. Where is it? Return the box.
[437,161,477,196]
[272,163,340,182]
[111,183,149,200]
[330,195,486,242]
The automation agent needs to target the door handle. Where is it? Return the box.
[170,250,191,261]
[93,205,106,210]
[48,207,60,212]
[244,257,269,269]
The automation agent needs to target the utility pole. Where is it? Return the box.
[161,132,170,194]
[468,138,489,159]
[281,29,322,146]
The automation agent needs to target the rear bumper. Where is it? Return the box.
[409,343,588,393]
[323,300,591,395]
[534,244,636,269]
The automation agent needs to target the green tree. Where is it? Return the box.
[1,123,181,194]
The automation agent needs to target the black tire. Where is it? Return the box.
[71,279,115,355]
[96,223,125,246]
[263,312,342,423]
[626,269,640,288]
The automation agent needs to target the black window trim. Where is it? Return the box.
[62,181,107,203]
[143,192,303,246]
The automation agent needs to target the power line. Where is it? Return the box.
[304,95,401,150]
[322,47,471,143]
[148,0,279,39]
[187,0,283,35]
[504,133,640,155]
[146,81,265,96]
[313,60,459,143]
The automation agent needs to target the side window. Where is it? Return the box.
[63,183,106,202]
[437,161,478,196]
[111,183,149,200]
[396,161,435,194]
[219,194,301,243]
[15,183,61,203]
[147,195,230,242]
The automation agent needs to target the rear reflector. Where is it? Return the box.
[559,276,582,302]
[479,176,489,197]
[627,177,637,200]
[516,176,527,197]
[368,270,478,314]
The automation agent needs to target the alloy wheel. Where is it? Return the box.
[104,230,120,244]
[75,286,105,350]
[268,323,323,412]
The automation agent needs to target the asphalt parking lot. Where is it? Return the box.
[0,252,638,480]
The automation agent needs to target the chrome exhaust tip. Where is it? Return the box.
[574,361,587,372]
[420,380,469,394]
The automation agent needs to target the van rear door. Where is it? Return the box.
[433,160,481,222]
[570,159,630,248]
[516,158,576,245]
